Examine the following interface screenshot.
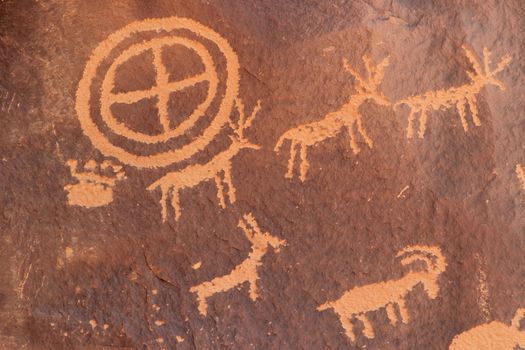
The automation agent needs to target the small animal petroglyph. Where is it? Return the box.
[318,245,446,342]
[274,55,390,181]
[65,159,126,208]
[395,47,511,138]
[148,100,261,222]
[190,213,285,315]
[449,308,525,349]
[76,17,241,168]
[516,164,525,191]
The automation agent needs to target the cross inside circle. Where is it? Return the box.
[100,36,219,144]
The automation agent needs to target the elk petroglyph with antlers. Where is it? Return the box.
[395,47,511,138]
[190,213,285,316]
[148,99,261,222]
[318,245,447,342]
[274,55,390,181]
[449,308,525,350]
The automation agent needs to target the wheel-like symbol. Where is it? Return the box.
[76,17,240,168]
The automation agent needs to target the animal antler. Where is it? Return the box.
[343,55,390,92]
[238,213,262,241]
[230,98,262,140]
[463,46,511,87]
[397,245,447,274]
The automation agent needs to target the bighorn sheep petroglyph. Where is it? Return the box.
[318,245,447,342]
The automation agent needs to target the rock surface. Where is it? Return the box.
[0,1,524,349]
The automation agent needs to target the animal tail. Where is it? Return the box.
[274,132,288,153]
[393,100,407,110]
[147,175,166,191]
[512,308,525,329]
[397,245,447,275]
[317,301,332,311]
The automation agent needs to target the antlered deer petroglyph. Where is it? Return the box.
[190,213,285,315]
[517,164,525,191]
[449,308,525,349]
[148,100,261,222]
[318,245,446,342]
[395,47,511,138]
[274,55,390,181]
[65,159,126,208]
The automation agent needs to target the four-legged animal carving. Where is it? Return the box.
[395,46,511,138]
[449,308,525,349]
[190,213,285,315]
[274,55,390,181]
[318,245,447,342]
[148,99,261,221]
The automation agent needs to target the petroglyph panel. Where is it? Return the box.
[2,1,524,349]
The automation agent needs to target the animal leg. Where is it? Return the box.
[223,167,236,204]
[299,143,309,182]
[418,108,429,138]
[356,114,374,149]
[340,316,356,342]
[347,122,361,154]
[397,298,410,324]
[356,314,375,339]
[285,140,299,179]
[456,99,469,132]
[191,287,209,316]
[467,95,481,126]
[386,303,398,325]
[248,276,259,301]
[214,174,227,208]
[170,188,182,221]
[406,109,416,139]
[159,187,169,222]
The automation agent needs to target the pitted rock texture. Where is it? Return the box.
[0,1,524,349]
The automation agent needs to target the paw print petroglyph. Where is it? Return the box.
[65,159,126,208]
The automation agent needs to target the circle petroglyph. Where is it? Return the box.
[76,17,240,168]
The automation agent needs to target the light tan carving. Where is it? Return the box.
[517,164,525,190]
[190,213,285,315]
[318,245,446,342]
[76,17,240,168]
[274,56,390,181]
[148,100,261,221]
[396,47,511,138]
[449,308,525,349]
[64,159,125,208]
